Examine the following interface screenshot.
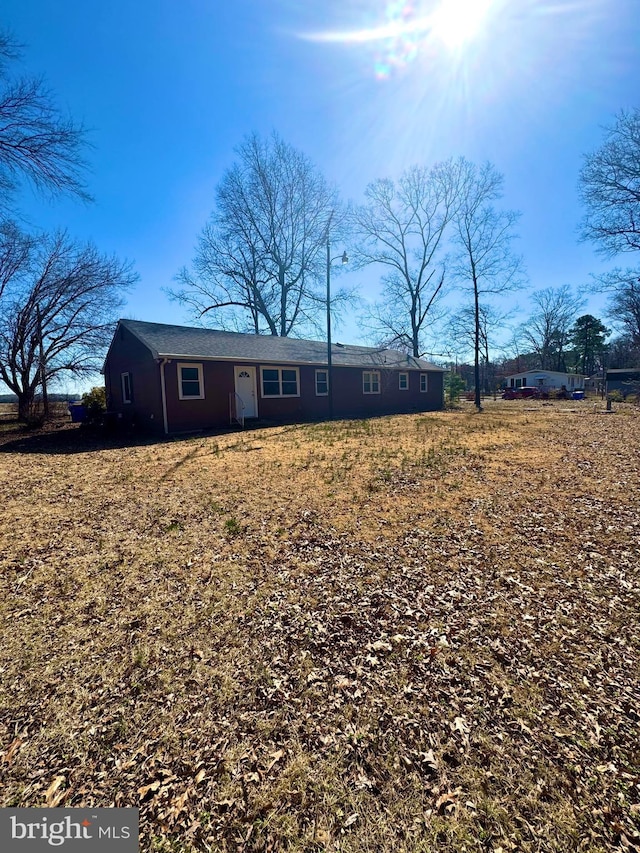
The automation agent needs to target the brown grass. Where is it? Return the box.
[1,400,639,852]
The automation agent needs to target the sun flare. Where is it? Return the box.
[296,0,498,73]
[430,0,495,50]
[297,0,496,49]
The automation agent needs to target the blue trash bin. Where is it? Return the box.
[572,391,584,401]
[68,403,87,422]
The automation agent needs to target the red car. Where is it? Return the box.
[502,386,541,399]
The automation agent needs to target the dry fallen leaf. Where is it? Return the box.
[2,736,24,766]
[138,781,161,799]
[265,749,284,773]
[45,775,66,807]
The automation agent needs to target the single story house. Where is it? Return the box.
[503,370,587,392]
[103,320,445,434]
[606,368,640,398]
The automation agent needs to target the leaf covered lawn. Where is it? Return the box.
[0,401,639,852]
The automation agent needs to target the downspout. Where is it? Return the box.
[159,358,169,435]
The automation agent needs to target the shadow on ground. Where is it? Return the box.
[0,415,320,455]
[0,421,248,455]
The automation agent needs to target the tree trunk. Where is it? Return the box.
[279,266,287,337]
[410,301,419,358]
[17,390,35,423]
[473,277,482,411]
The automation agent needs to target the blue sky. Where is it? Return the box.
[3,0,639,384]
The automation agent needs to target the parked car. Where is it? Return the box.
[502,386,541,400]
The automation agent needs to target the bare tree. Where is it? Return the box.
[0,30,90,211]
[603,269,640,347]
[352,162,459,357]
[174,220,273,335]
[579,109,640,257]
[0,220,33,302]
[446,302,509,393]
[519,285,584,371]
[171,132,352,337]
[451,160,526,410]
[0,230,136,421]
[580,110,640,346]
[607,332,640,369]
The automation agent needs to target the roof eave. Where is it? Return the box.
[155,352,440,370]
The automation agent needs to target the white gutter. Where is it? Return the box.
[159,358,169,435]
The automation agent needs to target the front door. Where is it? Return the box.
[234,366,257,418]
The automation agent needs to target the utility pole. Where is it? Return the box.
[326,232,333,420]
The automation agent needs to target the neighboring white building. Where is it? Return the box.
[504,370,587,391]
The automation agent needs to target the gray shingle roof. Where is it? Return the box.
[120,319,443,371]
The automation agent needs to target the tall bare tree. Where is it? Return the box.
[579,109,640,257]
[172,132,351,337]
[580,110,640,347]
[0,220,33,302]
[519,285,584,371]
[446,302,509,394]
[0,230,136,420]
[607,332,640,369]
[451,160,526,410]
[601,268,640,348]
[0,30,90,212]
[352,162,460,357]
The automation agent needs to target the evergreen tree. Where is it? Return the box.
[569,314,610,376]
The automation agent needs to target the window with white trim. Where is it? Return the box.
[315,369,328,396]
[178,363,204,400]
[121,372,132,404]
[261,367,299,397]
[399,372,409,391]
[420,373,428,393]
[363,371,380,394]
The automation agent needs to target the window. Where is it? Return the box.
[363,371,380,394]
[121,372,132,404]
[399,372,409,391]
[315,369,328,396]
[261,366,299,397]
[420,373,428,393]
[178,363,204,400]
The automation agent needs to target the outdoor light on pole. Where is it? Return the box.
[326,235,348,420]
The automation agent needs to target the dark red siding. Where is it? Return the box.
[329,366,442,418]
[106,334,443,434]
[163,360,233,433]
[104,325,164,430]
[163,361,442,432]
